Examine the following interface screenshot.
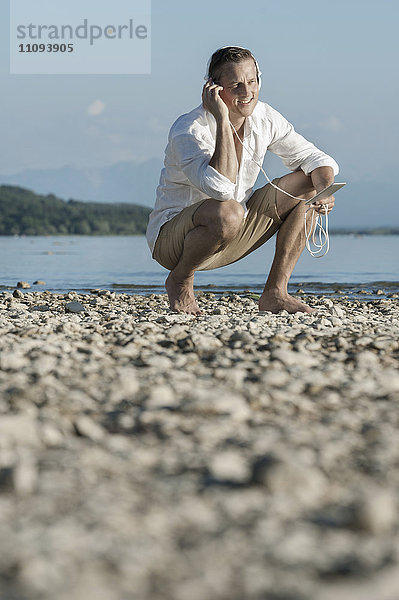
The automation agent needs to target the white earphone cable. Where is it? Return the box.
[229,120,330,258]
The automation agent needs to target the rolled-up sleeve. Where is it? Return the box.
[267,106,339,176]
[170,133,236,201]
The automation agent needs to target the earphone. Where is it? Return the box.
[229,120,330,258]
[204,46,329,258]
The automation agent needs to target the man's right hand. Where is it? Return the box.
[202,79,229,122]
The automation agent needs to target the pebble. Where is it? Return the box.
[13,453,38,496]
[146,384,180,409]
[208,450,251,483]
[65,301,86,313]
[355,488,397,534]
[74,415,105,442]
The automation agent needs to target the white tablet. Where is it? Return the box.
[305,182,346,205]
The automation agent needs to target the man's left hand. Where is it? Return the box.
[313,194,335,215]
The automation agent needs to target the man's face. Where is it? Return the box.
[217,58,259,121]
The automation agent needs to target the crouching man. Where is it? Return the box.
[146,46,339,315]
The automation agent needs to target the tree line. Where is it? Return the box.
[0,185,151,236]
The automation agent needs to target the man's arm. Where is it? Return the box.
[310,166,335,213]
[311,166,335,192]
[202,79,237,185]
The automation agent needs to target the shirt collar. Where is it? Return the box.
[246,104,260,135]
[201,102,261,137]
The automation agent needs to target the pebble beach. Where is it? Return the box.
[1,288,399,600]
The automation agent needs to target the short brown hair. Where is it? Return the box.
[207,46,259,84]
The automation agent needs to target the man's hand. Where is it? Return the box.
[310,166,335,215]
[202,78,229,123]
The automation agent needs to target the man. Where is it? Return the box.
[146,46,339,315]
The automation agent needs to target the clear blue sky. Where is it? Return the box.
[0,0,398,185]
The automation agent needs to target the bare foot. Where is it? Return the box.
[259,290,315,314]
[165,272,202,315]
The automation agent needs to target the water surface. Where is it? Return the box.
[0,235,398,298]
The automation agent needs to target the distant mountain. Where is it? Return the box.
[0,160,398,229]
[0,159,163,208]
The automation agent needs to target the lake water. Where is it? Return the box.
[1,235,398,298]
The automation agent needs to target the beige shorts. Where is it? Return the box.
[152,177,283,271]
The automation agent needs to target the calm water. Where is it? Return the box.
[0,235,398,298]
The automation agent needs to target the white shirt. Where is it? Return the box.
[146,101,339,253]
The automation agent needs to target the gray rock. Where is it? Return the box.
[65,301,86,313]
[16,281,31,289]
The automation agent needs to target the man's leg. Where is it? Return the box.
[166,199,244,314]
[259,171,317,313]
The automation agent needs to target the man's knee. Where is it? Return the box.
[275,172,315,220]
[212,200,244,241]
[195,198,244,241]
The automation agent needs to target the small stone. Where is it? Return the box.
[332,305,346,318]
[74,415,104,442]
[17,281,31,289]
[146,384,179,409]
[254,456,327,507]
[0,466,14,492]
[145,355,173,369]
[191,333,223,354]
[0,415,40,447]
[185,389,251,421]
[208,450,251,483]
[33,280,46,285]
[13,454,38,496]
[65,301,86,313]
[166,324,189,341]
[0,352,27,371]
[355,489,397,533]
[32,305,51,312]
[40,423,64,447]
[271,348,317,368]
[229,331,253,345]
[330,317,343,327]
[13,289,24,298]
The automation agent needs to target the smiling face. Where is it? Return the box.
[217,58,259,124]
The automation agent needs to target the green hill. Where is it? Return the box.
[0,185,151,236]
